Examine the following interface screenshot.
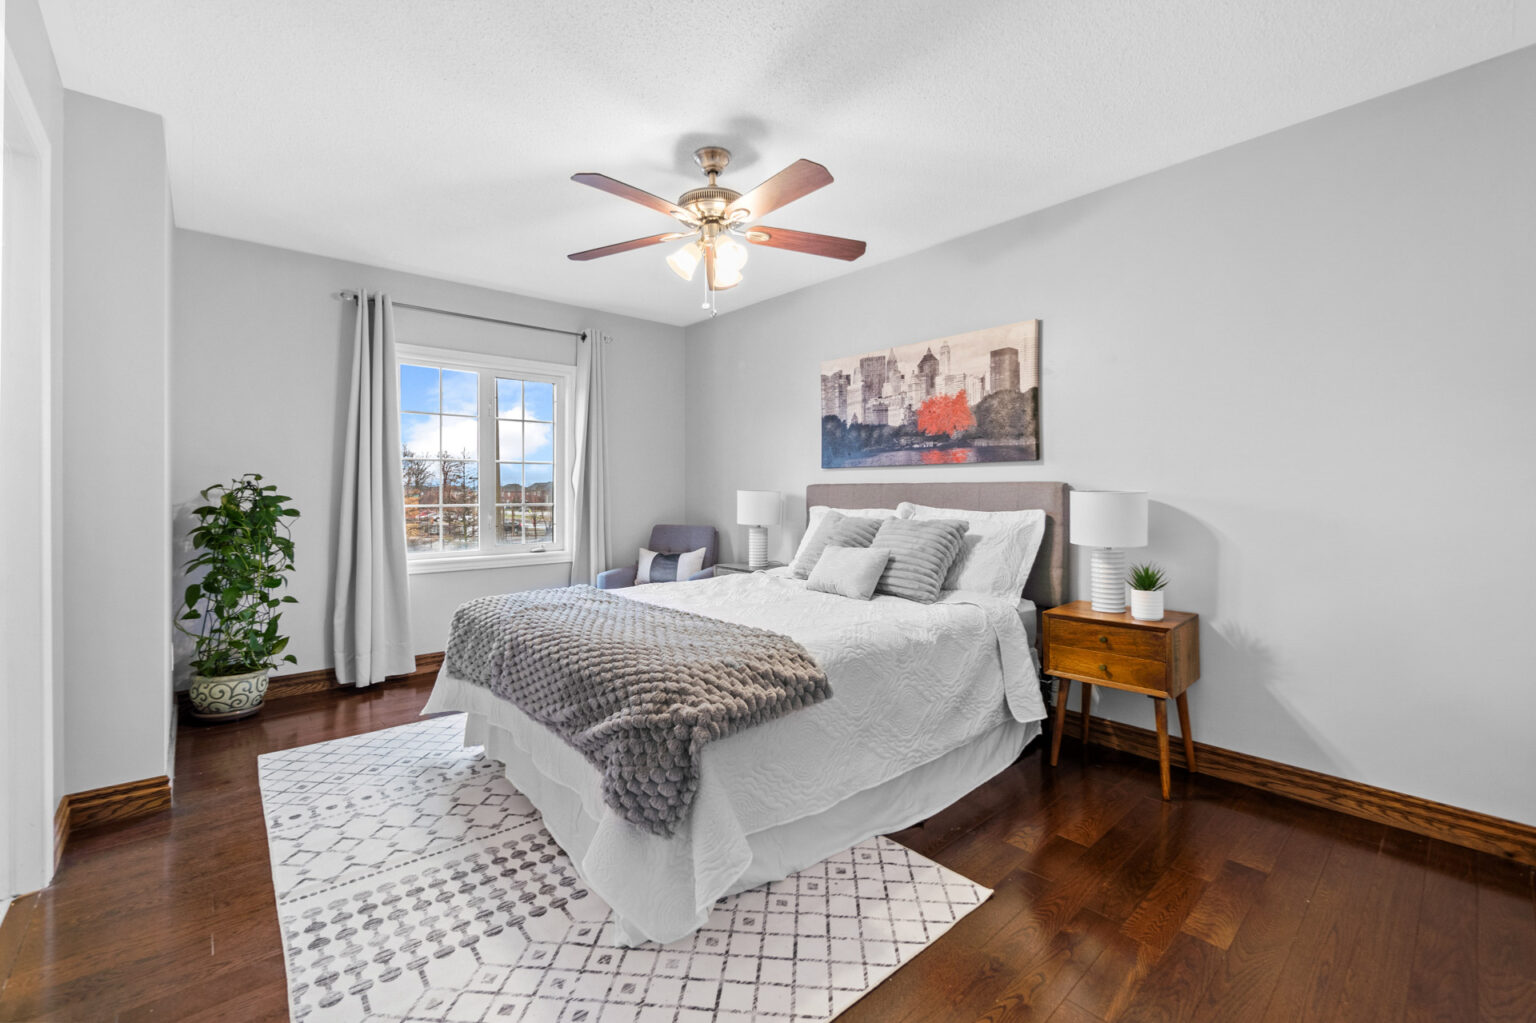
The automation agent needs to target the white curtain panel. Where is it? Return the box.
[570,330,610,586]
[333,291,416,686]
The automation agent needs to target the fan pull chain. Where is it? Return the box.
[701,268,719,316]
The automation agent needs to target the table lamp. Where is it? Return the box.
[736,490,781,569]
[1069,491,1148,613]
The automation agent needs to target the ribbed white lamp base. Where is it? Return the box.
[1090,547,1127,613]
[747,526,768,569]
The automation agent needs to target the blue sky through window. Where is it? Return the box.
[442,369,476,415]
[524,381,553,422]
[400,364,438,412]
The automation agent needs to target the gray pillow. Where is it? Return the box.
[806,545,891,600]
[824,516,882,549]
[789,509,847,578]
[869,518,971,603]
[790,513,882,578]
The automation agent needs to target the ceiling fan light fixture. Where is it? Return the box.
[666,239,703,281]
[714,235,749,275]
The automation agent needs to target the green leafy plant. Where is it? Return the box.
[1127,562,1168,592]
[176,474,300,676]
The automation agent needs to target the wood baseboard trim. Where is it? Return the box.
[51,797,69,872]
[59,775,172,835]
[267,648,442,697]
[46,775,172,881]
[269,650,445,699]
[1058,708,1536,865]
[175,651,445,712]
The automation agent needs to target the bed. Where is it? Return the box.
[422,481,1070,945]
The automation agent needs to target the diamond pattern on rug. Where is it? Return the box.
[259,713,991,1022]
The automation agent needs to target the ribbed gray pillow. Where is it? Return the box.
[869,518,971,602]
[790,509,845,578]
[824,516,882,549]
[790,512,882,578]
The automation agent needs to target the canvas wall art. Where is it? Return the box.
[820,320,1041,468]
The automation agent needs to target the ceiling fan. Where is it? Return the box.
[567,146,866,295]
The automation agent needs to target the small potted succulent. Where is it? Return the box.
[176,474,299,720]
[1127,563,1168,621]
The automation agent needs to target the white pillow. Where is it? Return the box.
[806,546,891,600]
[897,503,1046,598]
[790,505,904,567]
[637,546,707,584]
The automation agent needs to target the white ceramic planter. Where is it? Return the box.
[188,667,269,721]
[1130,589,1165,621]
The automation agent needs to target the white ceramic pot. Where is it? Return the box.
[188,667,269,721]
[1130,589,1164,622]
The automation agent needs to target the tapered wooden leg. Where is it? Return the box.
[1050,679,1071,766]
[1154,698,1171,799]
[1176,692,1196,772]
[1080,682,1093,746]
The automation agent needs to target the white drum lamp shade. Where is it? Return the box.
[736,490,781,569]
[1069,491,1148,613]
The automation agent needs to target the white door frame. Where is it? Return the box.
[3,41,58,899]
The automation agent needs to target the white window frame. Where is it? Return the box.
[396,343,577,575]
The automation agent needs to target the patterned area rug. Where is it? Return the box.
[258,714,991,1022]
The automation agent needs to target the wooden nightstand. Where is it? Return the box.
[1041,600,1200,799]
[714,561,786,575]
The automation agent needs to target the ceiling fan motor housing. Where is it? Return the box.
[678,185,741,222]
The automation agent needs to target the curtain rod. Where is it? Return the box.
[334,290,586,339]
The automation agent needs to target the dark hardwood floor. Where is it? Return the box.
[2,679,1533,1021]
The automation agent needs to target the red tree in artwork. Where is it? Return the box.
[916,390,975,437]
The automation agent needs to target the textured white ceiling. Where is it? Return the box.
[39,0,1536,326]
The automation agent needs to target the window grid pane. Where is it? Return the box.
[496,375,555,547]
[402,367,480,554]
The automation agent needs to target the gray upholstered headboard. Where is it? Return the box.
[803,481,1071,608]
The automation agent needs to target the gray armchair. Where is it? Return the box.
[597,524,719,589]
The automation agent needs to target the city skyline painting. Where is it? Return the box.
[820,320,1040,468]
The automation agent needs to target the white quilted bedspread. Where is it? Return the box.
[423,568,1045,944]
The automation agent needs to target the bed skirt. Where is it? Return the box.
[423,667,1038,945]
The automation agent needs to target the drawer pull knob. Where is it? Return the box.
[1098,664,1111,677]
[1099,636,1109,644]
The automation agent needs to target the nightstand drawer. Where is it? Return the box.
[1047,618,1166,660]
[1046,646,1168,691]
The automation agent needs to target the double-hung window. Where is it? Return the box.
[396,343,575,572]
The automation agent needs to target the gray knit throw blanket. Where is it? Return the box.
[444,585,831,836]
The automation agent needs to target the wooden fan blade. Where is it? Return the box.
[571,173,695,222]
[726,160,833,221]
[745,226,866,261]
[567,232,689,261]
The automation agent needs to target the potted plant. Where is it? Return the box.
[176,474,300,720]
[1127,563,1167,621]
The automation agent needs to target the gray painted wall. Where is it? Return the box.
[62,91,174,794]
[3,0,68,896]
[171,231,688,678]
[683,48,1536,825]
